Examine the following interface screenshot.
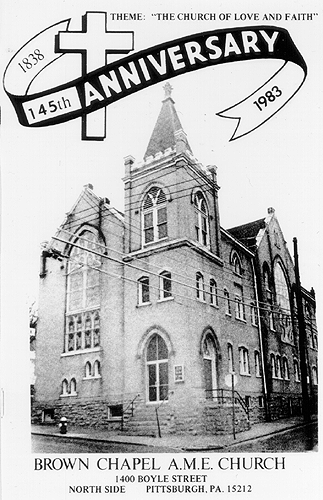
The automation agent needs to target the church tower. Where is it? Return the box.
[123,83,222,257]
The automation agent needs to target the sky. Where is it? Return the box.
[1,0,322,496]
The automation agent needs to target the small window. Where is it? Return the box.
[70,378,77,395]
[245,395,251,407]
[62,379,68,395]
[196,273,205,301]
[138,276,150,304]
[159,271,172,300]
[312,366,318,386]
[258,396,264,408]
[239,347,250,375]
[254,351,261,377]
[93,360,101,377]
[210,279,218,306]
[108,404,123,420]
[85,361,92,378]
[224,288,231,315]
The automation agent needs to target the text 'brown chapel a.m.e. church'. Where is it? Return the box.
[32,83,318,437]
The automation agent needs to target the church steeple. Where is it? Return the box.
[144,83,193,160]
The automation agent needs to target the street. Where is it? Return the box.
[32,421,317,453]
[32,434,181,453]
[225,422,318,452]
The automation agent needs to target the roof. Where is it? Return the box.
[144,83,192,159]
[227,218,266,251]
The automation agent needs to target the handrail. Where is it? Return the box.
[121,393,141,431]
[155,392,170,438]
[205,388,250,420]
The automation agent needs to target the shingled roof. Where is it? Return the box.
[227,218,266,251]
[144,83,192,160]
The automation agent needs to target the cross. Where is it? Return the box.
[57,12,134,140]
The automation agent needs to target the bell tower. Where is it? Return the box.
[123,84,221,257]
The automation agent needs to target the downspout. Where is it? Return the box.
[252,258,268,418]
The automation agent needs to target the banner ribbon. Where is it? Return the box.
[3,21,307,140]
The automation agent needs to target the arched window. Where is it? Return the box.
[227,343,234,373]
[85,361,92,378]
[283,357,289,380]
[138,276,150,304]
[94,360,101,377]
[142,187,167,245]
[224,288,231,315]
[255,351,261,377]
[70,378,77,395]
[210,279,218,306]
[196,273,205,301]
[263,264,274,331]
[146,334,169,402]
[312,366,318,386]
[193,191,209,246]
[276,355,282,379]
[294,359,300,382]
[65,230,101,352]
[231,252,242,275]
[62,379,68,395]
[271,354,277,378]
[159,271,172,300]
[239,347,250,375]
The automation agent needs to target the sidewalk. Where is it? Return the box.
[31,415,317,451]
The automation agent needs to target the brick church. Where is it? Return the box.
[33,83,318,436]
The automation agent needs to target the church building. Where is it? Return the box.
[33,84,318,436]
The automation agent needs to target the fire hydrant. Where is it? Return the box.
[59,417,68,434]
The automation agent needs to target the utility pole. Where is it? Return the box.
[293,237,311,422]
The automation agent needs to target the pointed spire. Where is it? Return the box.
[144,83,193,160]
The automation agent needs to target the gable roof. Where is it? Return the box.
[144,83,192,159]
[227,218,266,251]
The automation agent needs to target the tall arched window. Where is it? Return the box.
[271,354,277,378]
[146,334,169,402]
[138,276,150,304]
[65,230,101,352]
[283,357,289,380]
[194,191,209,246]
[312,366,318,386]
[210,279,218,306]
[255,351,261,377]
[85,361,92,378]
[142,187,167,245]
[196,272,205,301]
[159,271,172,300]
[294,359,300,382]
[274,261,293,343]
[224,288,231,315]
[93,360,101,377]
[227,343,234,373]
[231,252,242,275]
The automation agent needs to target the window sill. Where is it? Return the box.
[60,393,78,398]
[196,298,206,303]
[61,347,101,357]
[225,313,232,318]
[83,375,101,380]
[143,237,168,248]
[239,372,251,377]
[157,296,174,303]
[235,317,246,323]
[210,303,219,309]
[137,301,152,308]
